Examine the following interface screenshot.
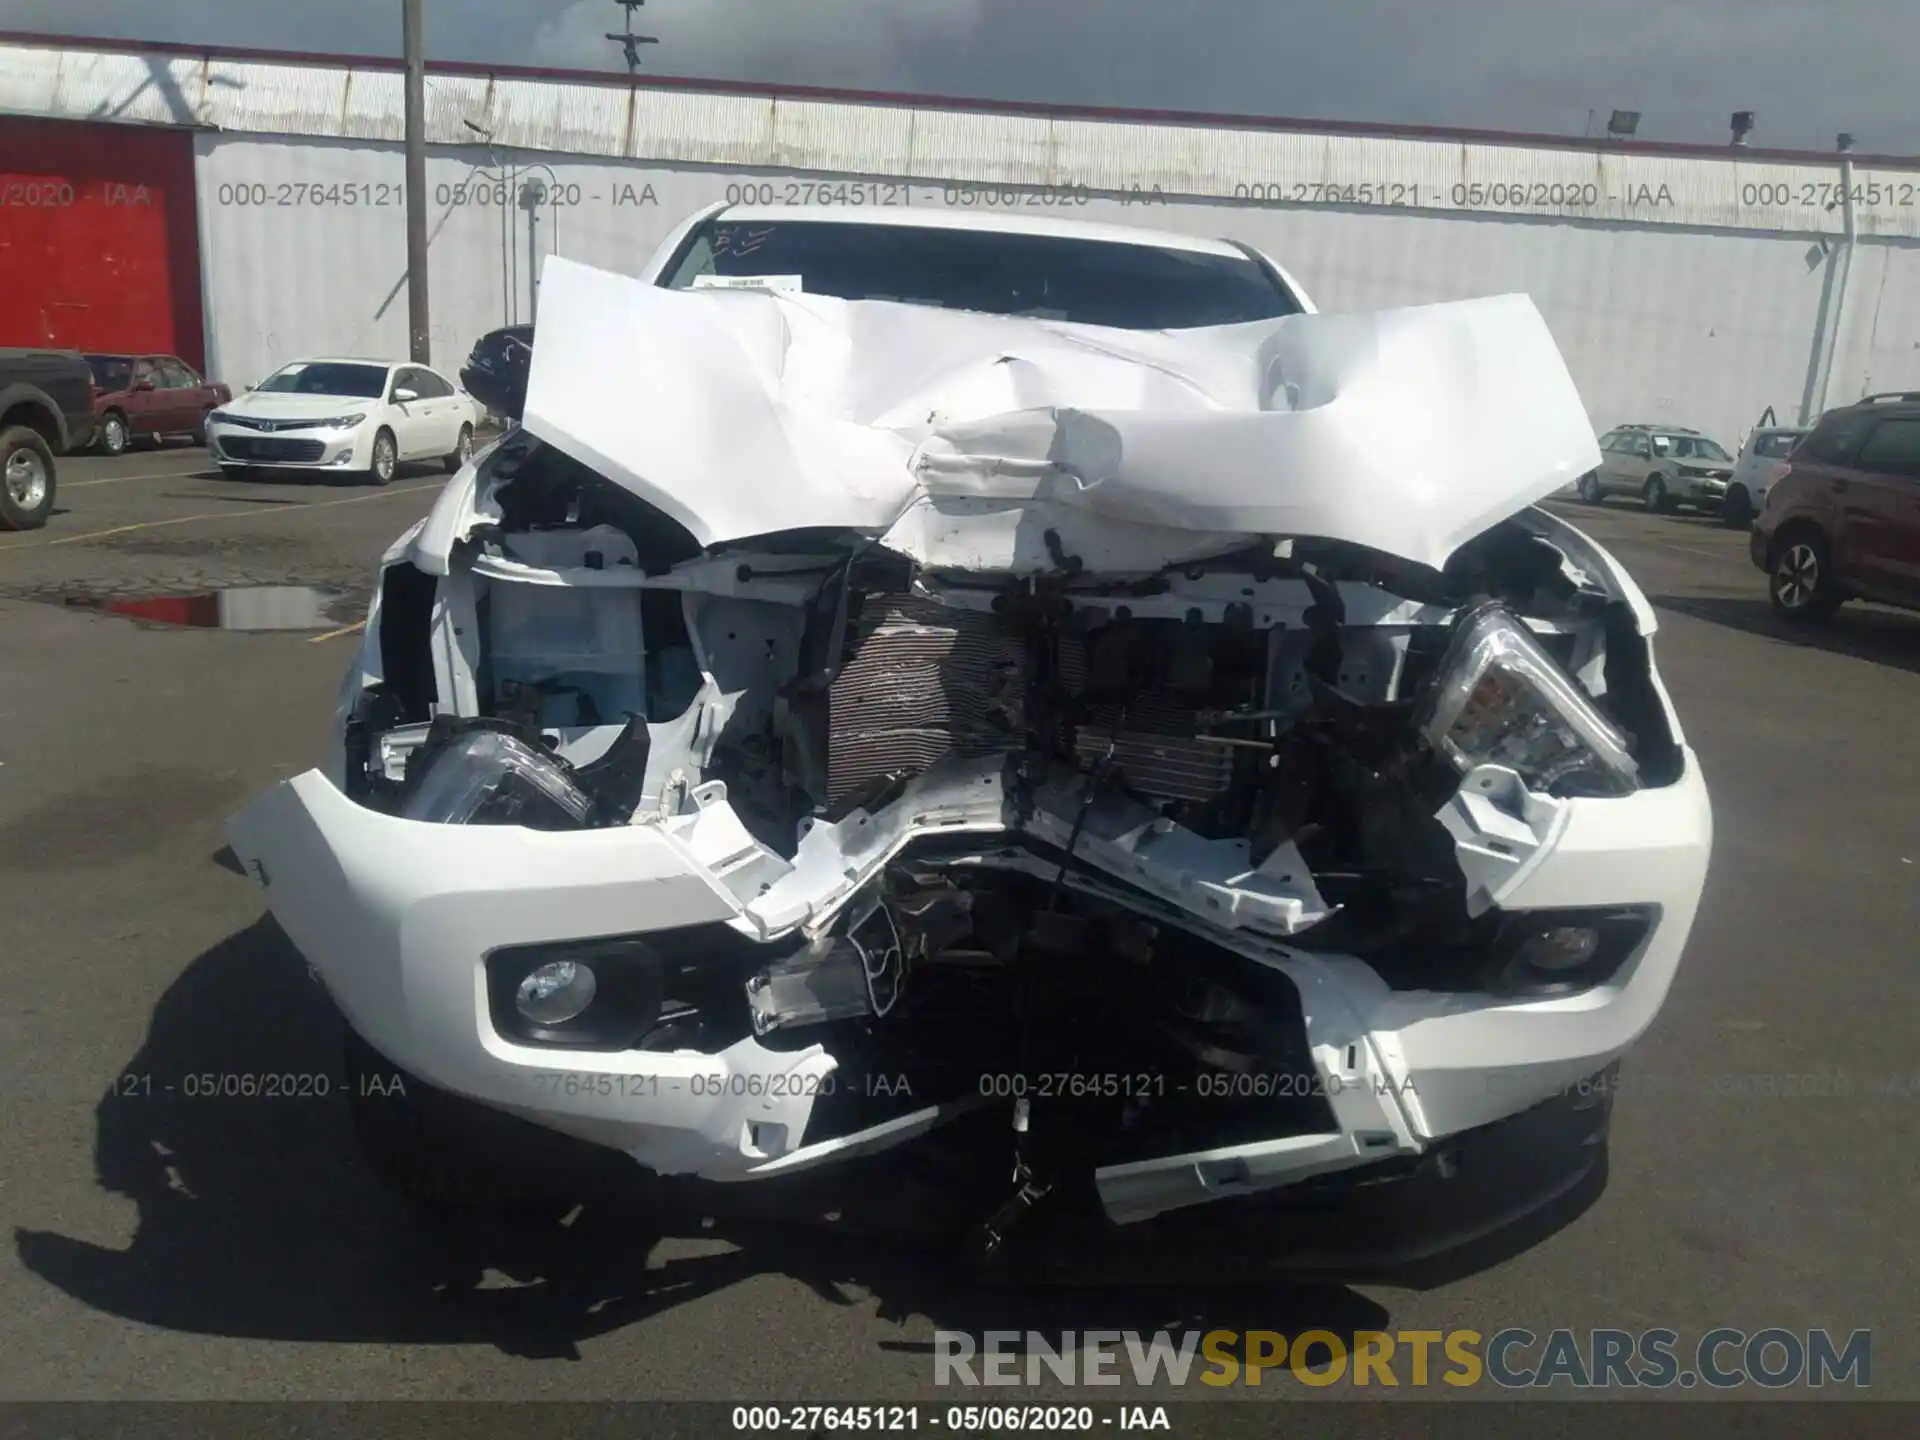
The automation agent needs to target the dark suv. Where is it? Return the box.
[1751,392,1920,620]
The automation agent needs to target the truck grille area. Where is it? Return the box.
[824,594,1240,809]
[826,596,1026,805]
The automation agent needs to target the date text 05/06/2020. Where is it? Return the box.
[729,1405,1173,1432]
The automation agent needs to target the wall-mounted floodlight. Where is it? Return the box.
[1730,111,1755,146]
[1837,132,1856,153]
[1607,110,1640,138]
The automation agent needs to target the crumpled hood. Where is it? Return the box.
[522,255,1600,573]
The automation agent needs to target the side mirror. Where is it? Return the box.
[393,387,418,403]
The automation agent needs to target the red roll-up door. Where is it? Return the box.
[0,116,206,373]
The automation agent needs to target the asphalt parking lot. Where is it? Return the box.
[0,443,1915,1405]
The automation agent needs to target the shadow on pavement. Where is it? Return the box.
[16,913,1603,1361]
[1652,592,1920,676]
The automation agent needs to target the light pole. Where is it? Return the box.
[403,0,431,363]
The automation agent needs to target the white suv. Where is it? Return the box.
[1722,425,1809,527]
[1575,424,1737,514]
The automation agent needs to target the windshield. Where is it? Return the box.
[84,355,134,391]
[663,219,1301,329]
[254,361,389,398]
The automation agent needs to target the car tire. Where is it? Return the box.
[0,425,57,531]
[443,423,473,474]
[1576,471,1601,504]
[1769,528,1843,622]
[366,428,398,486]
[1643,475,1672,513]
[96,411,130,457]
[1721,486,1754,528]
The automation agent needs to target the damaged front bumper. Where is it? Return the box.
[227,737,1708,1226]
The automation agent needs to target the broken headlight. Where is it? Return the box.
[401,728,594,828]
[1420,601,1638,798]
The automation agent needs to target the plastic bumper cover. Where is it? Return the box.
[224,748,1709,1211]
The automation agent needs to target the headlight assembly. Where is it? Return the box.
[326,412,369,428]
[1420,601,1639,798]
[401,727,595,829]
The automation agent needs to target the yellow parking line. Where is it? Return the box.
[65,466,215,489]
[308,620,368,644]
[0,480,443,553]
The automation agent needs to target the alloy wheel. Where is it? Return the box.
[1773,543,1820,610]
[4,447,48,509]
[373,434,396,482]
[102,416,127,455]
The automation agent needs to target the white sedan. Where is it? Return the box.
[206,358,483,484]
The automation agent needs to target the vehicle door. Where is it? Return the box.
[1786,410,1874,574]
[156,357,203,432]
[1591,431,1619,490]
[411,366,463,453]
[1842,417,1920,600]
[385,367,435,458]
[1611,432,1652,494]
[1592,432,1620,491]
[126,357,167,439]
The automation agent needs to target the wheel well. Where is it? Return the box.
[1766,518,1824,567]
[0,401,59,448]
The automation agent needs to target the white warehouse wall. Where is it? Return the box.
[192,134,1920,448]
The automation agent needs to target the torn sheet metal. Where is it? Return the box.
[523,255,1600,573]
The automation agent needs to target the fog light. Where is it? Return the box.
[515,959,597,1026]
[1488,907,1654,996]
[1512,924,1600,973]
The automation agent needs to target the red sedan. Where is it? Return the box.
[84,353,233,456]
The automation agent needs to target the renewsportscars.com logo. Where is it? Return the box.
[934,1328,1871,1389]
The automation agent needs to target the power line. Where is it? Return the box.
[606,0,660,75]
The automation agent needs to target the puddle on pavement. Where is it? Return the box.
[57,585,353,632]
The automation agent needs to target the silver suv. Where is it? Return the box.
[1574,424,1736,514]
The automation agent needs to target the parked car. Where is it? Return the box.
[0,346,93,530]
[206,358,483,484]
[1574,424,1736,513]
[84,352,233,456]
[459,323,534,425]
[1750,391,1920,620]
[1721,424,1810,527]
[224,206,1711,1273]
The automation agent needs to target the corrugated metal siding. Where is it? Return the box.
[10,41,1920,237]
[185,135,1920,446]
[1828,241,1920,403]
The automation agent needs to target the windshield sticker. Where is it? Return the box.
[691,274,805,294]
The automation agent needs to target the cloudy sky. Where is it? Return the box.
[5,0,1914,153]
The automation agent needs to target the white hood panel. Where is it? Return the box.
[523,256,1600,573]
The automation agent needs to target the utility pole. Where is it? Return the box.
[403,0,431,363]
[521,178,548,324]
[606,0,660,74]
